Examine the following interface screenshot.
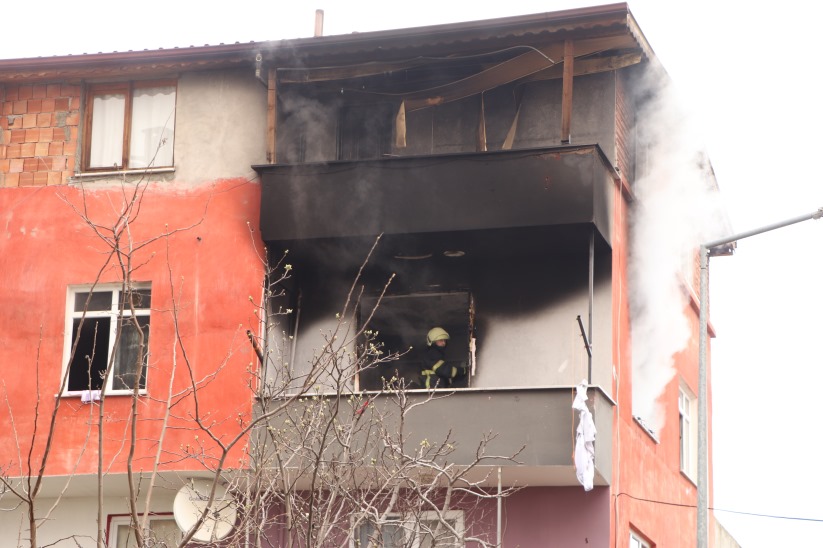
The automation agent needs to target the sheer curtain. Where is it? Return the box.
[112,316,150,390]
[129,86,176,168]
[89,93,125,168]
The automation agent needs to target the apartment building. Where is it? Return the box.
[0,4,724,547]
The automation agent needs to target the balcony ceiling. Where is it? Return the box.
[272,4,652,107]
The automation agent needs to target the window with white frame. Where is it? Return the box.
[679,385,697,479]
[351,511,464,548]
[64,284,151,394]
[84,81,176,170]
[352,516,405,548]
[417,511,464,548]
[108,515,181,548]
[629,530,652,548]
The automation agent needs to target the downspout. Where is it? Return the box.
[254,54,277,163]
[497,467,502,548]
[560,39,574,144]
[289,289,303,380]
[588,228,594,383]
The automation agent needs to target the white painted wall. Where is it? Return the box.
[0,492,177,548]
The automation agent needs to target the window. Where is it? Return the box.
[352,511,464,548]
[84,81,176,170]
[629,530,652,548]
[64,284,151,394]
[679,385,697,479]
[108,515,181,548]
[417,511,464,548]
[357,292,474,391]
[353,518,404,548]
[337,103,394,160]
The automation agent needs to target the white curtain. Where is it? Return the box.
[89,93,125,168]
[129,86,176,168]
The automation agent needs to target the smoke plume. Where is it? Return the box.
[629,69,727,433]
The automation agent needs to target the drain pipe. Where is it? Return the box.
[254,53,266,87]
[497,467,502,547]
[588,228,594,383]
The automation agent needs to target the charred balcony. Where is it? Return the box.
[254,143,616,391]
[254,144,616,249]
[248,3,638,492]
[254,147,617,486]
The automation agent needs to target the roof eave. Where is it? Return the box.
[0,3,652,82]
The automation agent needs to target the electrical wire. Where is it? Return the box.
[614,492,823,523]
[711,508,823,524]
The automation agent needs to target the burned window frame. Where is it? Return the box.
[62,283,151,395]
[355,291,476,392]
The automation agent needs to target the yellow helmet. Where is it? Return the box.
[426,327,450,346]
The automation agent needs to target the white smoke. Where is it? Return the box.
[629,69,727,433]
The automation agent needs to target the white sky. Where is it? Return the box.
[4,1,822,546]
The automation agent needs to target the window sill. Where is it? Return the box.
[680,469,697,487]
[633,415,660,444]
[58,390,148,399]
[71,167,175,182]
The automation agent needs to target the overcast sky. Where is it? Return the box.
[4,1,822,546]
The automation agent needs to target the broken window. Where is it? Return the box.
[65,285,151,393]
[83,81,176,170]
[337,103,394,161]
[357,292,474,391]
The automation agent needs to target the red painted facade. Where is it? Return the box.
[0,179,265,477]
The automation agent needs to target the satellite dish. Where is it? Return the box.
[173,478,238,542]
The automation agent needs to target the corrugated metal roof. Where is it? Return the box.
[0,3,654,82]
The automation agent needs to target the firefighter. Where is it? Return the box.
[421,327,467,389]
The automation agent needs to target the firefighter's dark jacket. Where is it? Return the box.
[422,345,467,388]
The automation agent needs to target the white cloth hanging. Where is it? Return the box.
[572,380,596,491]
[80,389,101,404]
